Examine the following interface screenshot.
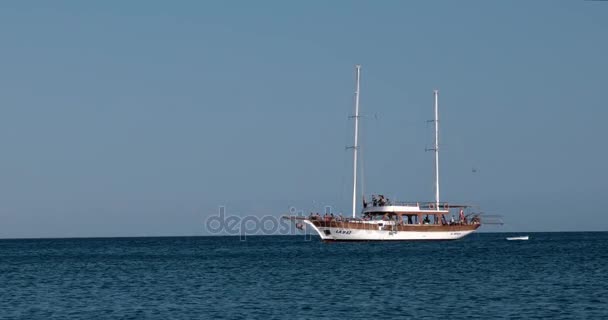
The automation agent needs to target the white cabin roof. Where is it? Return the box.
[362,205,449,214]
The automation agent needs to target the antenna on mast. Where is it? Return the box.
[351,65,361,218]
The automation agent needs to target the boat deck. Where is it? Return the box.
[284,216,480,232]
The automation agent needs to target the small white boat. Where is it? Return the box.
[506,236,529,241]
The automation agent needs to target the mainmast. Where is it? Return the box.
[433,89,440,209]
[351,65,361,218]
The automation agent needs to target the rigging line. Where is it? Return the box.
[338,145,348,212]
[359,107,365,203]
[338,92,352,213]
[360,144,365,202]
[365,109,380,197]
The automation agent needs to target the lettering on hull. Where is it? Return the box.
[335,229,352,235]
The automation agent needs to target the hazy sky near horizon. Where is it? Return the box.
[1,1,607,238]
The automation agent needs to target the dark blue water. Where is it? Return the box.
[1,233,607,319]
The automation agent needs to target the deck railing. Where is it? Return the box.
[363,196,452,210]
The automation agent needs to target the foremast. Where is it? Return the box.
[433,90,440,209]
[351,65,361,218]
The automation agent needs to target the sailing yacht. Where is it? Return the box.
[284,65,481,241]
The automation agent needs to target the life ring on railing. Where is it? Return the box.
[429,203,435,209]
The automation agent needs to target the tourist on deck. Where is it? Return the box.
[459,209,466,225]
[378,195,385,206]
[450,215,455,225]
[423,216,430,224]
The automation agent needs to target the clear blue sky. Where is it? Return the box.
[1,1,606,238]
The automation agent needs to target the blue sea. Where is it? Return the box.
[1,232,607,319]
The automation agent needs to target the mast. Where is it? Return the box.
[433,89,440,209]
[352,65,361,218]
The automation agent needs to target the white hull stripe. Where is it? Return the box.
[304,221,475,241]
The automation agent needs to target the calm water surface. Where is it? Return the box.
[1,232,607,319]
